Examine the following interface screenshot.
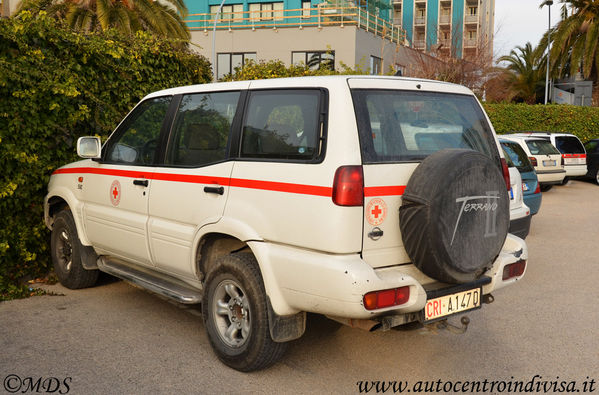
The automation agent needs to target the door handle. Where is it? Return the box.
[204,186,224,195]
[133,179,149,187]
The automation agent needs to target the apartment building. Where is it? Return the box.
[393,0,494,59]
[185,0,418,78]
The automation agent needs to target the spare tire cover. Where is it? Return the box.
[399,149,509,284]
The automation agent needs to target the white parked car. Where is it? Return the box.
[44,76,528,371]
[503,150,531,239]
[511,132,586,182]
[502,135,566,191]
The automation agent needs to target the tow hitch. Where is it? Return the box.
[426,316,471,334]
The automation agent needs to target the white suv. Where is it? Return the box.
[44,76,528,372]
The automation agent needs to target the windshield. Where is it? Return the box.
[526,139,560,155]
[501,141,534,172]
[555,136,585,154]
[352,90,500,163]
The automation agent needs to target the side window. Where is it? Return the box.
[105,97,172,165]
[166,91,240,167]
[240,90,322,161]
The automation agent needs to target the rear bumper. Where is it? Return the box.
[537,169,566,184]
[251,235,528,319]
[523,192,542,215]
[564,164,587,177]
[509,214,531,240]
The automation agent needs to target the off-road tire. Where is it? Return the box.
[51,210,99,289]
[202,253,287,372]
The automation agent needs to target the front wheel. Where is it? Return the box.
[540,184,553,192]
[50,210,99,289]
[202,253,287,372]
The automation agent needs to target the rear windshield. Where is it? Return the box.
[501,141,534,172]
[555,136,585,154]
[351,90,499,163]
[526,139,560,155]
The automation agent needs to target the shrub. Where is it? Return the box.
[483,103,599,141]
[220,59,366,81]
[0,11,211,299]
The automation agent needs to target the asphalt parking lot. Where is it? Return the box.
[1,180,598,394]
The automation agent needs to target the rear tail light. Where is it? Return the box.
[502,259,526,280]
[534,182,541,194]
[501,158,510,191]
[363,286,410,310]
[332,166,364,206]
[529,157,538,167]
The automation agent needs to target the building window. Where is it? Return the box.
[468,30,477,40]
[370,56,382,75]
[217,52,257,80]
[249,2,284,21]
[302,1,311,18]
[210,4,243,21]
[469,6,477,16]
[292,51,334,70]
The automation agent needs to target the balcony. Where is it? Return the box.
[465,14,478,24]
[439,14,450,24]
[185,2,407,45]
[415,16,425,25]
[414,39,425,49]
[463,38,477,48]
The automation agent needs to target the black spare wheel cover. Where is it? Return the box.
[399,149,509,284]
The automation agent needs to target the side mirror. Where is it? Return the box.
[77,136,101,159]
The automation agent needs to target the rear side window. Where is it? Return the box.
[240,90,323,161]
[501,141,534,172]
[555,136,585,154]
[585,140,598,153]
[352,90,499,163]
[526,139,560,155]
[166,91,240,167]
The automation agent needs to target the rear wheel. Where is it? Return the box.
[50,210,99,289]
[561,176,570,185]
[595,169,599,185]
[540,184,553,192]
[202,253,287,372]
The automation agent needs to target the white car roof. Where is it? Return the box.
[143,75,474,100]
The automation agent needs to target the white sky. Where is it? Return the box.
[494,0,563,60]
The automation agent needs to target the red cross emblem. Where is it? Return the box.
[371,205,382,219]
[110,180,121,206]
[366,198,387,226]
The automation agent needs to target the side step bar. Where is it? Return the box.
[97,257,203,304]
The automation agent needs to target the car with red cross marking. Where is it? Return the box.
[44,76,528,372]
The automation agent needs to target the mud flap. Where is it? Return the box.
[267,297,306,342]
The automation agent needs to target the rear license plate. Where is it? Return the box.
[543,160,556,166]
[522,182,529,192]
[424,288,481,322]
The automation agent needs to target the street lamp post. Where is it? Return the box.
[212,0,227,81]
[544,0,553,105]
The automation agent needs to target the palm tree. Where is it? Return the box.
[20,0,190,41]
[546,0,599,80]
[498,42,546,103]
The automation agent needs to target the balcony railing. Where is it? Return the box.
[186,5,406,44]
[464,14,478,24]
[414,16,425,25]
[439,14,450,24]
[463,38,477,48]
[413,39,425,49]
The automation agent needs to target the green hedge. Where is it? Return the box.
[483,103,599,141]
[0,11,211,299]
